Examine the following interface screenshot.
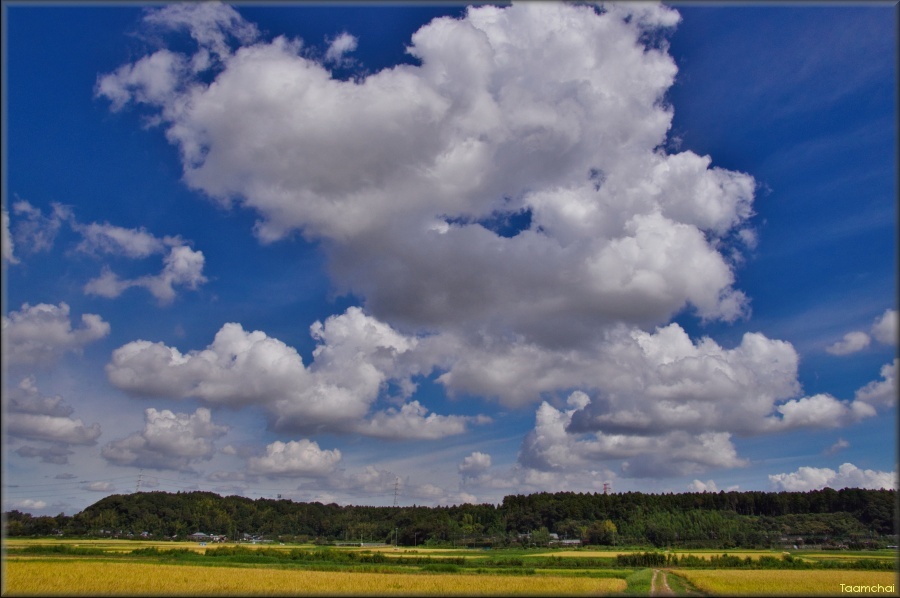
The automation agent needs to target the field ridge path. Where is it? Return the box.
[650,569,675,596]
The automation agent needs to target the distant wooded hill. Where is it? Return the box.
[5,488,896,549]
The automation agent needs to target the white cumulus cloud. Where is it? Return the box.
[774,393,874,429]
[97,1,754,352]
[688,479,718,493]
[93,2,896,483]
[826,331,871,356]
[247,439,342,477]
[825,308,897,356]
[101,407,228,472]
[2,302,110,367]
[458,451,492,479]
[871,309,897,345]
[854,359,897,409]
[106,307,487,439]
[769,463,896,492]
[4,377,101,450]
[7,200,207,304]
[352,400,490,440]
[84,244,207,304]
[324,32,357,64]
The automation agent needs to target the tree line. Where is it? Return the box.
[4,487,896,549]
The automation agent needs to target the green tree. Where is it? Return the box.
[587,519,617,545]
[531,526,551,547]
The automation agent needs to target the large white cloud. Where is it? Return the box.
[95,2,893,482]
[769,463,896,492]
[510,322,888,478]
[101,407,228,471]
[774,393,874,429]
[97,1,754,350]
[519,392,747,478]
[106,307,487,439]
[2,302,110,367]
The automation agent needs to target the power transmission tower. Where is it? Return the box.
[136,470,144,493]
[393,477,400,507]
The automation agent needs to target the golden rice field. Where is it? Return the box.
[2,538,219,554]
[674,569,899,596]
[671,549,897,562]
[1,560,627,596]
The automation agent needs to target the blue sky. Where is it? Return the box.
[2,1,896,516]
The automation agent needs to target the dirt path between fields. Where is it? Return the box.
[650,569,675,596]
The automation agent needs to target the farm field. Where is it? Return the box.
[1,560,627,596]
[2,539,897,596]
[665,548,897,561]
[674,569,898,596]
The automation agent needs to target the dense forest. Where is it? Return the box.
[4,488,897,550]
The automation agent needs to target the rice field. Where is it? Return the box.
[656,549,897,562]
[3,540,896,596]
[1,538,221,554]
[1,560,627,596]
[674,569,899,596]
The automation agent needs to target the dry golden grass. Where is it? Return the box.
[2,559,627,596]
[674,569,898,596]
